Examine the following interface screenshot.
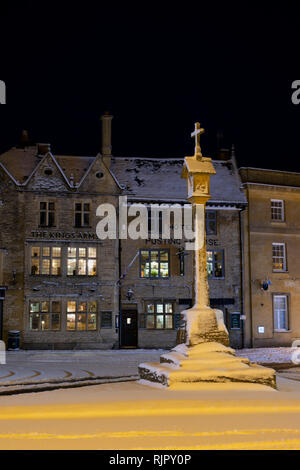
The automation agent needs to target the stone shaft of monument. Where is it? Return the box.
[183,203,229,347]
[194,203,209,308]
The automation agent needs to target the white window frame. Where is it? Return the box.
[273,294,289,331]
[272,242,287,272]
[271,199,284,221]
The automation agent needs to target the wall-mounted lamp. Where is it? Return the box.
[126,288,134,301]
[261,279,272,291]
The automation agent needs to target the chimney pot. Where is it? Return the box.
[100,113,113,166]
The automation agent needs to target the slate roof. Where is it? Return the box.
[0,145,97,186]
[111,157,247,205]
[0,144,247,205]
[240,167,300,187]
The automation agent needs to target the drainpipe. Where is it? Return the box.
[239,207,245,349]
[246,185,254,347]
[118,239,122,349]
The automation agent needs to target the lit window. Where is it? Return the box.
[274,295,288,331]
[29,301,61,331]
[67,300,97,331]
[271,200,284,221]
[140,249,169,278]
[31,246,61,275]
[140,301,174,329]
[207,250,224,278]
[272,243,287,272]
[75,203,90,228]
[40,202,55,227]
[67,246,97,276]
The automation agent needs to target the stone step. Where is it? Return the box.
[138,362,276,388]
[160,352,250,367]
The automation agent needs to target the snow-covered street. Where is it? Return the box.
[0,376,300,449]
[0,349,165,390]
[1,348,300,449]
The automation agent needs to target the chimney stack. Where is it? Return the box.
[101,112,113,167]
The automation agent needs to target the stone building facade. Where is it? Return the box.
[0,118,247,349]
[240,167,300,347]
[112,154,247,349]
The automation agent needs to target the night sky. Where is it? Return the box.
[1,1,300,171]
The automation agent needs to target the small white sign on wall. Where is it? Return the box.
[258,326,265,334]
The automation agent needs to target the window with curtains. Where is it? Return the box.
[140,249,169,278]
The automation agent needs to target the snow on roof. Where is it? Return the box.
[111,157,247,205]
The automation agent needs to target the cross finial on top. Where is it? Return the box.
[191,122,205,160]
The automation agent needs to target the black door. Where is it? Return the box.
[121,309,138,348]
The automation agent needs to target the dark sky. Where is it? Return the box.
[1,1,300,171]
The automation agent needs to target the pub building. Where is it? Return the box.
[0,118,246,350]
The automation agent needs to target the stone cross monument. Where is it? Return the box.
[138,123,276,389]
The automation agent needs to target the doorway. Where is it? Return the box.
[120,308,138,348]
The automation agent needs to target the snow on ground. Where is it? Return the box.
[0,349,166,385]
[236,347,296,364]
[0,378,300,449]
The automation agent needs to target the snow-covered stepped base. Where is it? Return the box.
[138,342,276,389]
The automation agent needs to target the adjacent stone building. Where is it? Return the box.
[0,118,247,349]
[240,167,300,347]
